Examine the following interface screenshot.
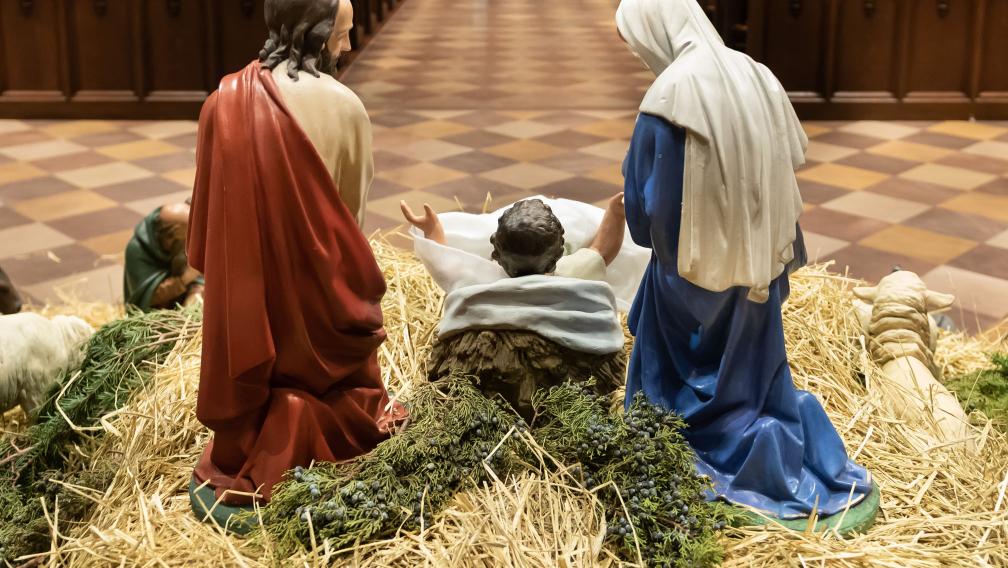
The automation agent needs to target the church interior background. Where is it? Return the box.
[0,0,1006,334]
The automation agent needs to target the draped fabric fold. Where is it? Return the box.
[187,62,398,505]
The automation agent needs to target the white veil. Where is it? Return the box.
[617,0,807,302]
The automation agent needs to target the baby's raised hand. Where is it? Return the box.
[400,201,446,244]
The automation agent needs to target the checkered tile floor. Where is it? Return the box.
[1,0,1007,335]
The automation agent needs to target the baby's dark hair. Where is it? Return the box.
[490,199,566,277]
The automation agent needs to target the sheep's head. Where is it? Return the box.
[52,315,95,351]
[853,271,954,313]
[853,270,954,371]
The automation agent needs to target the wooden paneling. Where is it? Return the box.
[976,0,1008,116]
[143,0,211,100]
[0,0,64,100]
[67,0,138,101]
[750,0,830,101]
[215,0,268,78]
[0,0,403,118]
[746,0,1006,119]
[832,0,900,101]
[903,0,974,101]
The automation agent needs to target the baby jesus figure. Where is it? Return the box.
[400,194,649,418]
[401,192,628,283]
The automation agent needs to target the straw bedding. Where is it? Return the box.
[5,236,1007,567]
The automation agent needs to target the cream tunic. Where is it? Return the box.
[271,67,374,227]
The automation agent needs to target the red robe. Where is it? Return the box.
[187,62,400,505]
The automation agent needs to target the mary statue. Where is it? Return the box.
[616,0,876,527]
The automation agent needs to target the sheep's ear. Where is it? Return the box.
[853,286,877,303]
[925,290,955,311]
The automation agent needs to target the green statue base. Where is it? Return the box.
[188,476,258,536]
[729,482,880,536]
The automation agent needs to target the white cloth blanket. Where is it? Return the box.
[411,195,650,311]
[438,275,624,355]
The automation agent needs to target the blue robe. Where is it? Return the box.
[623,113,873,519]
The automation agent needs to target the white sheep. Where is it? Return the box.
[0,313,94,418]
[853,271,972,451]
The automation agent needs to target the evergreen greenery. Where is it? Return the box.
[0,308,198,565]
[261,378,729,567]
[947,353,1008,424]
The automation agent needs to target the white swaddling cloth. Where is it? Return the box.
[438,275,625,355]
[411,195,650,311]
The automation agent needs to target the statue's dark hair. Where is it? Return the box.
[490,199,566,278]
[259,0,340,80]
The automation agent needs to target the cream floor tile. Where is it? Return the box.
[805,141,860,163]
[0,120,30,136]
[13,189,117,222]
[480,163,573,189]
[0,162,46,185]
[822,191,930,223]
[802,231,849,260]
[987,228,1008,250]
[24,264,124,305]
[55,162,153,189]
[485,120,566,139]
[840,121,920,140]
[962,140,1008,163]
[0,222,74,259]
[858,225,977,265]
[376,162,468,190]
[796,163,888,190]
[579,140,630,161]
[899,163,996,191]
[97,139,180,161]
[410,110,474,120]
[868,140,953,162]
[0,139,88,161]
[927,121,1008,141]
[128,121,198,139]
[922,265,1008,318]
[497,111,551,120]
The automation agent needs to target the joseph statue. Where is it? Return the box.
[187,0,402,508]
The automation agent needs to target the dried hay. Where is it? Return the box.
[14,240,1008,567]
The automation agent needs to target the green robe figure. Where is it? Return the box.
[123,201,204,311]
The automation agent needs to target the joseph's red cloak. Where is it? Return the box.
[187,62,399,505]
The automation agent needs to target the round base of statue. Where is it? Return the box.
[729,482,880,536]
[428,329,625,420]
[189,476,258,536]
